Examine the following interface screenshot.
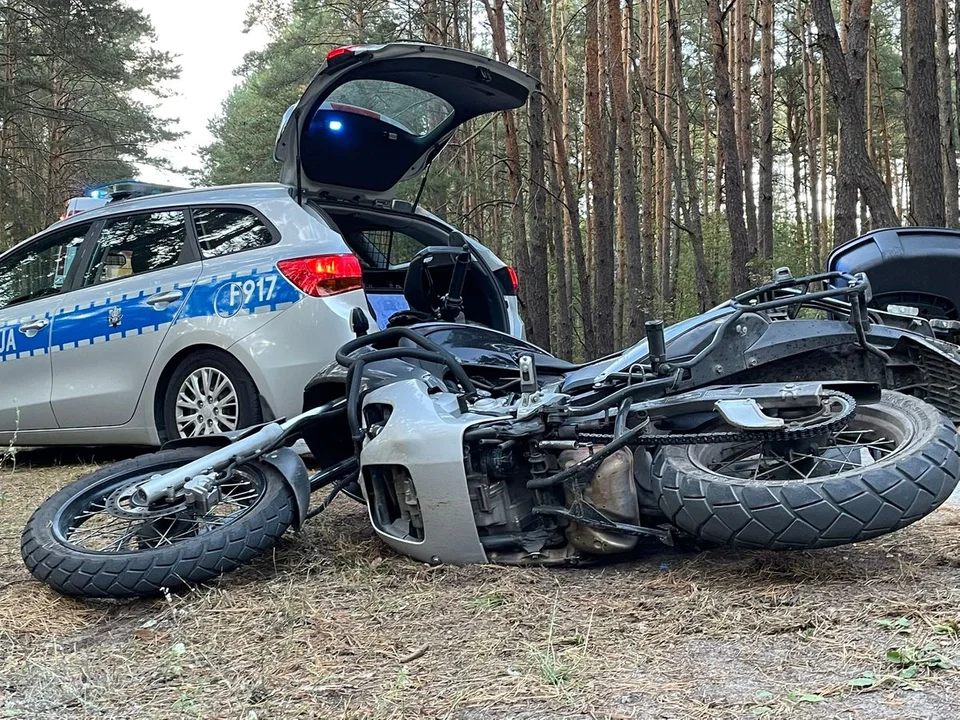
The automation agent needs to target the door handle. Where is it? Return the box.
[145,289,184,308]
[18,318,49,336]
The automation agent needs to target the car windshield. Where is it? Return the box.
[321,79,453,137]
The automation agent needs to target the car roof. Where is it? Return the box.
[17,183,295,252]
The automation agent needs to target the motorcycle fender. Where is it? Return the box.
[260,446,311,530]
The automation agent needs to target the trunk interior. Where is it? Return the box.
[315,202,510,332]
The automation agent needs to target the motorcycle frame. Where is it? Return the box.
[129,268,960,524]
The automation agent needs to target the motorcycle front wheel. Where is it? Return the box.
[21,447,296,598]
[652,391,960,549]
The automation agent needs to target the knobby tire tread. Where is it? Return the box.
[652,391,960,549]
[21,448,295,598]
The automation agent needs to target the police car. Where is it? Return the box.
[0,43,531,446]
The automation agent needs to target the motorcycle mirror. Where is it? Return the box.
[350,307,370,337]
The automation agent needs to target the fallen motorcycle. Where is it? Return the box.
[21,267,960,597]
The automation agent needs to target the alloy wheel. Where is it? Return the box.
[175,367,239,437]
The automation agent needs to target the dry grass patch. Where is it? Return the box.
[0,450,958,719]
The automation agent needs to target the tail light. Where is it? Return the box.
[277,254,363,297]
[494,266,519,295]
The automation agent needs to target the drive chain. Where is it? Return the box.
[579,391,857,446]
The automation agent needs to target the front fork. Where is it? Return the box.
[131,399,348,508]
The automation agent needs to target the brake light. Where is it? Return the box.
[326,45,360,62]
[277,254,363,297]
[325,44,385,65]
[494,266,519,296]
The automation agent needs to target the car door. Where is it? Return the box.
[50,209,202,428]
[0,222,92,432]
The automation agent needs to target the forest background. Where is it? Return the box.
[1,0,955,360]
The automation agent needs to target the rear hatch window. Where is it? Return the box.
[321,80,453,137]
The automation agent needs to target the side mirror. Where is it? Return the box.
[350,307,370,337]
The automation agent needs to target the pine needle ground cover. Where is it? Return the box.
[1,449,958,720]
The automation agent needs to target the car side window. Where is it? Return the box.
[84,211,186,286]
[192,207,274,259]
[0,223,90,311]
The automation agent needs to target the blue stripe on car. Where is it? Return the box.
[0,266,303,362]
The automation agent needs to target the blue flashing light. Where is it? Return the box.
[89,189,108,199]
[328,119,343,132]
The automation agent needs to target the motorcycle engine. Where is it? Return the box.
[462,436,643,561]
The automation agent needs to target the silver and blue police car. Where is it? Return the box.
[0,43,531,445]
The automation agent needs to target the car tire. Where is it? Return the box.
[161,350,262,442]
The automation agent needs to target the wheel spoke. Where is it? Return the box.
[210,373,229,399]
[713,444,763,473]
[68,519,136,545]
[177,394,200,411]
[59,467,265,553]
[187,374,203,401]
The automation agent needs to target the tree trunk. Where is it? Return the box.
[803,9,823,270]
[706,0,754,293]
[905,0,945,226]
[698,7,712,218]
[666,0,717,309]
[937,0,959,226]
[737,0,760,256]
[819,57,829,260]
[606,0,644,344]
[758,0,774,260]
[784,28,806,256]
[585,0,616,355]
[482,0,532,326]
[544,135,572,358]
[520,0,552,350]
[660,0,675,310]
[810,0,899,245]
[556,0,577,314]
[546,0,573,358]
[638,0,657,327]
[936,0,960,227]
[872,30,894,198]
[955,0,960,224]
[0,4,16,246]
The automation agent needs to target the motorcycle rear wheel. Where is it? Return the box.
[21,447,296,598]
[652,391,960,549]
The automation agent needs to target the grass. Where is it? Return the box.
[0,448,959,719]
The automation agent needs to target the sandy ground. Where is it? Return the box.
[1,447,959,720]
[948,482,960,507]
